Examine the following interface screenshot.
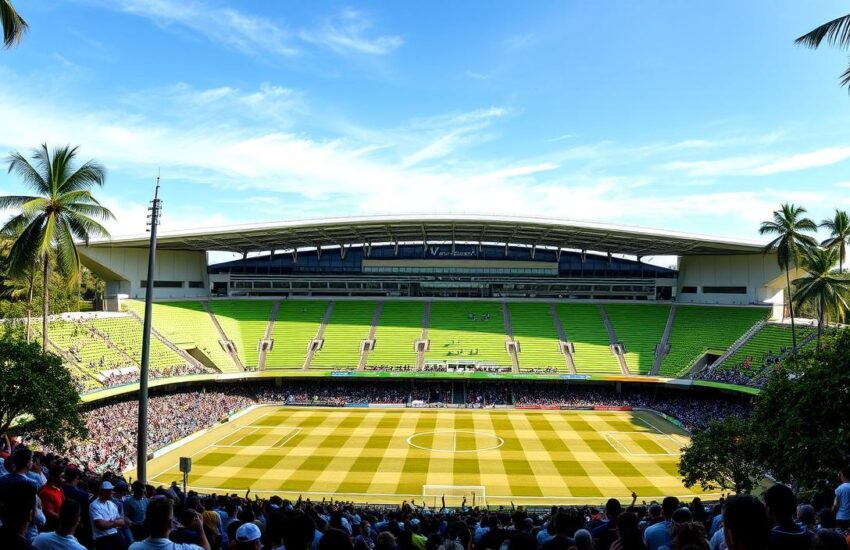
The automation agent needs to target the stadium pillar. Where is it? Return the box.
[137,177,162,484]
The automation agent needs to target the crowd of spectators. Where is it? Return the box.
[0,443,848,550]
[100,365,211,390]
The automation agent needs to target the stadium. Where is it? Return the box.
[11,213,794,505]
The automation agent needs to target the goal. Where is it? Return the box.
[422,485,487,508]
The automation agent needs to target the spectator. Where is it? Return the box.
[763,485,815,550]
[613,513,647,550]
[834,466,850,530]
[89,481,126,550]
[594,499,624,550]
[39,464,65,532]
[235,522,263,550]
[129,498,209,550]
[123,481,148,542]
[723,495,769,550]
[543,512,578,550]
[0,481,38,549]
[645,498,680,550]
[32,499,87,550]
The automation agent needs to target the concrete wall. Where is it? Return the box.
[79,246,210,306]
[677,253,784,314]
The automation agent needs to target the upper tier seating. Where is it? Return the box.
[265,301,327,369]
[660,306,768,376]
[208,300,273,368]
[604,304,670,375]
[44,320,132,373]
[311,301,376,369]
[87,316,188,372]
[555,303,621,375]
[366,301,424,367]
[425,302,512,366]
[124,300,238,372]
[723,323,814,372]
[508,303,566,371]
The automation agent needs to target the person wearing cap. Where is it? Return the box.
[129,498,209,550]
[90,481,127,550]
[235,522,262,550]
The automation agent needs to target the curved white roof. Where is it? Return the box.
[87,214,766,256]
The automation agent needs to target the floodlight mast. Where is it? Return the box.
[137,174,162,484]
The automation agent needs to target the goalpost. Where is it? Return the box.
[422,485,487,508]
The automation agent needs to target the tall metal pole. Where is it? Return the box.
[137,175,162,484]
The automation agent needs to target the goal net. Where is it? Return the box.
[422,485,486,508]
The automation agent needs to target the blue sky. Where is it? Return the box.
[2,0,850,258]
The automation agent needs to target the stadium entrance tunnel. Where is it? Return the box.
[407,429,504,453]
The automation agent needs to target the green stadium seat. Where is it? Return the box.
[424,302,512,366]
[508,303,566,371]
[556,303,621,375]
[660,306,768,376]
[367,301,424,367]
[311,301,376,369]
[208,300,273,368]
[265,301,328,369]
[603,304,670,375]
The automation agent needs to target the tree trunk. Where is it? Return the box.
[42,252,49,354]
[786,267,798,365]
[816,299,823,351]
[25,269,34,344]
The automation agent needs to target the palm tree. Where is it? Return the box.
[820,209,850,273]
[796,13,850,88]
[0,144,114,352]
[793,246,850,350]
[1,0,27,49]
[759,204,818,362]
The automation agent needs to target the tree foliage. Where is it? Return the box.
[748,329,850,495]
[0,0,27,49]
[0,337,86,449]
[679,416,764,494]
[681,328,850,496]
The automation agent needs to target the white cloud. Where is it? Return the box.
[659,146,850,177]
[0,67,839,242]
[82,1,402,58]
[299,9,403,55]
[87,0,299,57]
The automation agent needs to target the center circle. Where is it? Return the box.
[407,430,504,453]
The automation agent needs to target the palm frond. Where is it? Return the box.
[6,152,48,195]
[0,195,39,210]
[58,159,106,194]
[63,211,111,243]
[65,202,115,224]
[5,215,45,277]
[0,0,28,49]
[796,14,850,49]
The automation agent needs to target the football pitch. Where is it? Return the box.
[142,406,718,506]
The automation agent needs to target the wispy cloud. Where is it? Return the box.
[659,145,850,177]
[299,9,403,55]
[83,1,401,58]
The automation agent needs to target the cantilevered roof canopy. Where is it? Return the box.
[86,214,766,256]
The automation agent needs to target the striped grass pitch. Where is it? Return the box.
[141,406,718,506]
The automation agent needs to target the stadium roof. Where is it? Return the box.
[87,214,766,256]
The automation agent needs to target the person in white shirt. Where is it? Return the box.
[33,499,87,550]
[129,497,209,550]
[90,481,126,550]
[834,466,850,529]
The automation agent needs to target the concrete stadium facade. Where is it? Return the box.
[78,214,786,317]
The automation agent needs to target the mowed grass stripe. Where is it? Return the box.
[147,407,710,504]
[451,412,482,488]
[274,411,367,492]
[530,414,602,498]
[334,412,401,494]
[395,413,438,496]
[631,433,673,455]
